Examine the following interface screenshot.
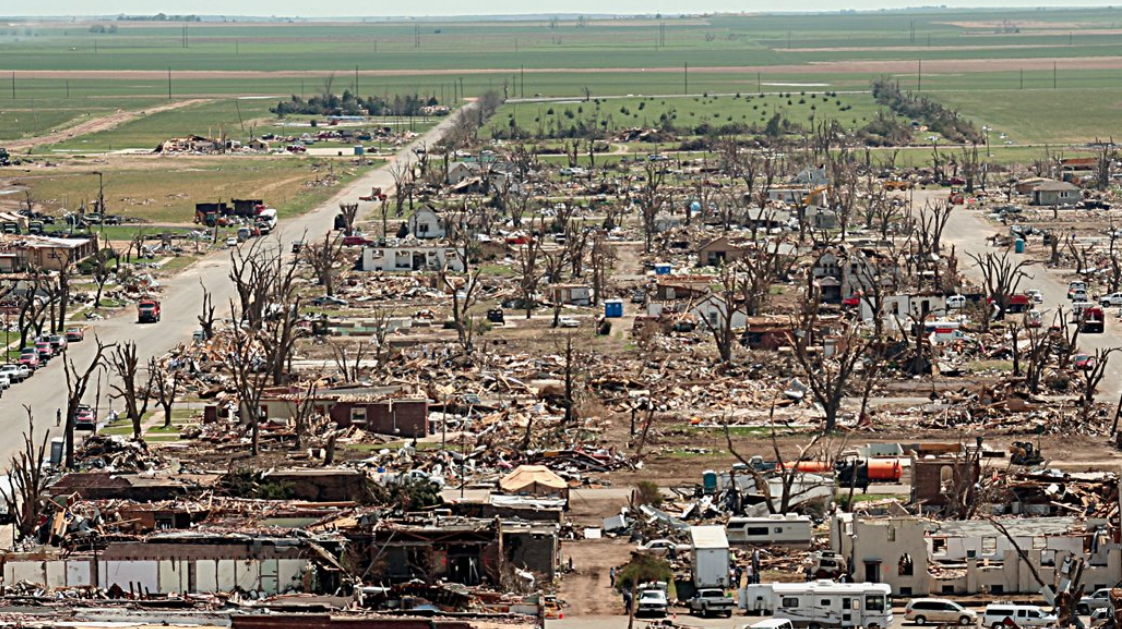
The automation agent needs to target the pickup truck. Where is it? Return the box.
[138,299,162,323]
[1101,293,1122,307]
[636,589,668,617]
[688,589,735,618]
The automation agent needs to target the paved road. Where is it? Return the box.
[0,106,473,466]
[937,190,1122,399]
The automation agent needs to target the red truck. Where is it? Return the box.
[358,187,387,202]
[138,299,162,323]
[1080,305,1105,333]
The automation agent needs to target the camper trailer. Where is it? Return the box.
[743,581,892,629]
[726,514,813,548]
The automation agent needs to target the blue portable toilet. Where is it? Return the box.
[702,470,718,495]
[1014,238,1025,253]
[655,262,672,275]
[354,145,366,156]
[604,299,624,318]
[689,200,702,216]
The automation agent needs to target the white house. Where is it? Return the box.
[447,161,483,185]
[859,293,949,322]
[361,245,465,273]
[408,207,445,240]
[689,294,748,330]
[792,166,829,187]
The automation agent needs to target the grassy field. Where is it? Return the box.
[485,92,888,139]
[1,157,375,222]
[931,88,1122,145]
[2,8,1122,148]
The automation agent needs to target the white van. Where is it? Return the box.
[982,603,1056,629]
[745,620,795,629]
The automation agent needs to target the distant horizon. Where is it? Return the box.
[4,3,1122,20]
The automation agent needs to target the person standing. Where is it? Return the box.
[610,566,616,587]
[56,408,62,427]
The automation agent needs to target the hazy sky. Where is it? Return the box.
[15,0,1122,18]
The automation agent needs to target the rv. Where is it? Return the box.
[743,581,892,629]
[256,208,278,234]
[726,514,813,548]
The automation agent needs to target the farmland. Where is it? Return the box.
[0,157,375,223]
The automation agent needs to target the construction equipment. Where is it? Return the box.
[1010,441,1044,466]
[0,148,10,166]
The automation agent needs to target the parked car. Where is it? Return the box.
[35,341,53,362]
[0,364,27,383]
[1069,281,1088,300]
[1091,608,1112,624]
[65,327,85,343]
[342,235,373,247]
[1101,293,1122,307]
[1074,353,1098,370]
[983,604,1056,629]
[744,621,794,629]
[636,539,690,557]
[946,295,967,309]
[636,589,668,617]
[905,598,977,626]
[225,236,239,247]
[0,374,11,391]
[48,334,67,353]
[74,408,96,431]
[1024,310,1043,329]
[1078,588,1114,615]
[1026,289,1044,304]
[19,349,39,370]
[558,317,580,328]
[310,295,348,307]
[688,589,735,618]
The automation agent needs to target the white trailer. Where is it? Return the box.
[726,514,813,548]
[742,581,892,629]
[690,525,730,588]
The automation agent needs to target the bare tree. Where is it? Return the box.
[63,337,113,468]
[788,271,871,432]
[724,407,826,514]
[637,160,667,253]
[440,220,483,354]
[913,200,954,289]
[292,378,320,450]
[109,341,153,439]
[3,406,50,540]
[330,340,372,383]
[304,230,346,296]
[148,356,182,429]
[54,248,78,333]
[230,238,303,385]
[229,326,269,455]
[198,282,216,340]
[90,241,118,309]
[968,250,1031,331]
[338,202,360,237]
[516,220,546,319]
[1078,348,1118,425]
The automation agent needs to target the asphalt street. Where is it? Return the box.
[938,190,1122,399]
[0,105,473,465]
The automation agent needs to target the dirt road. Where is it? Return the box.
[6,99,208,151]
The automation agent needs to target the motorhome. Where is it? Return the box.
[743,581,892,629]
[726,514,813,548]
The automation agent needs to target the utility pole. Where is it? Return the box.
[1020,69,1024,89]
[757,72,761,93]
[1054,62,1058,89]
[65,80,69,99]
[355,65,359,95]
[918,59,922,92]
[520,65,525,98]
[167,67,172,99]
[684,62,688,95]
[10,72,14,100]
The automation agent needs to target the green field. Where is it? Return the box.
[3,157,375,222]
[485,92,889,139]
[2,8,1122,149]
[931,88,1122,145]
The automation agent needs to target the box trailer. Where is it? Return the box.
[691,525,730,588]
